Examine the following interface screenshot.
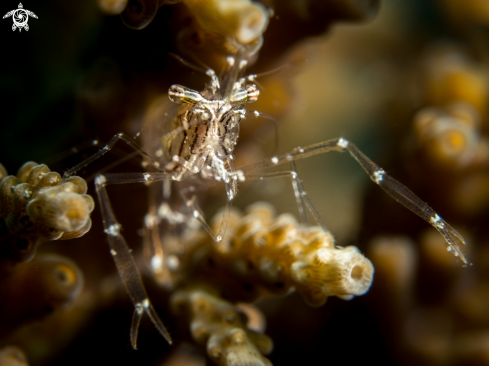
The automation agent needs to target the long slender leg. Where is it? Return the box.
[94,172,176,347]
[239,137,471,266]
[243,168,326,232]
[289,160,310,226]
[179,185,232,243]
[63,133,162,178]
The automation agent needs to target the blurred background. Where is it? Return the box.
[1,0,489,365]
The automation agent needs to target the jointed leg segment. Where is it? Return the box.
[240,137,470,266]
[94,173,173,347]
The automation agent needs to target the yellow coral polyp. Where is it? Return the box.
[27,186,94,233]
[0,162,94,251]
[413,104,486,169]
[171,286,273,366]
[180,202,374,307]
[181,0,269,44]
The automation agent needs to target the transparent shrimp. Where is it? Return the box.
[63,47,470,349]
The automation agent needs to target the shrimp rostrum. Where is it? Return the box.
[64,49,470,348]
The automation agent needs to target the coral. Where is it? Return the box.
[171,203,373,306]
[413,103,489,170]
[97,0,128,15]
[0,162,90,342]
[171,285,273,366]
[0,346,30,366]
[121,0,160,30]
[180,0,269,45]
[0,254,84,337]
[3,1,482,366]
[0,162,94,265]
[165,203,371,365]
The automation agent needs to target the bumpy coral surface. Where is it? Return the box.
[170,203,373,306]
[3,1,481,365]
[162,203,373,365]
[0,162,94,264]
[172,285,273,366]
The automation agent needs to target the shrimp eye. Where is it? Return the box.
[246,84,259,103]
[168,85,203,104]
[230,84,259,103]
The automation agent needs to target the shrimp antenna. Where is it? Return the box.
[168,53,208,74]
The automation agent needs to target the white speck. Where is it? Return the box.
[228,189,234,200]
[103,146,109,151]
[142,299,149,308]
[271,156,279,164]
[291,171,297,179]
[237,170,245,182]
[286,154,293,161]
[110,249,117,256]
[298,146,304,153]
[24,189,32,198]
[151,255,162,271]
[337,138,349,148]
[144,213,158,228]
[172,155,179,162]
[254,111,260,117]
[106,223,120,236]
[239,60,247,69]
[227,56,235,67]
[154,161,160,168]
[143,173,151,182]
[206,69,215,76]
[155,149,163,157]
[117,132,123,137]
[193,210,199,218]
[229,155,234,160]
[95,175,106,185]
[167,255,180,270]
[92,139,99,145]
[135,303,143,315]
[373,169,385,184]
[216,235,222,242]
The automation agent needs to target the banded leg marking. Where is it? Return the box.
[240,137,470,266]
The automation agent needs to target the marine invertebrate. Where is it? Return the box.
[0,346,30,366]
[61,38,469,360]
[172,202,373,305]
[0,254,84,337]
[0,162,94,265]
[168,202,372,365]
[179,0,269,45]
[171,285,274,366]
[413,102,489,170]
[0,162,91,338]
[2,1,482,365]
